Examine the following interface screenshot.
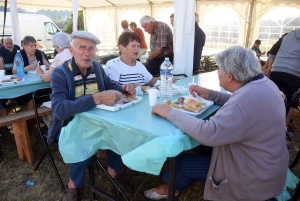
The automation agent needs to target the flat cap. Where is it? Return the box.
[70,31,101,45]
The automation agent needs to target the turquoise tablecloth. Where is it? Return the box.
[0,73,49,99]
[59,72,221,175]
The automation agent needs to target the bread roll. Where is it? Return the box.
[185,98,202,112]
[165,100,173,106]
[182,104,198,112]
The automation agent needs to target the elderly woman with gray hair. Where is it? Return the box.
[36,32,72,82]
[145,46,288,200]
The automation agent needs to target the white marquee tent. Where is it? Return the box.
[1,0,300,75]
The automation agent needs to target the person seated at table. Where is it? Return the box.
[12,36,50,74]
[36,32,72,82]
[0,38,20,75]
[145,46,288,200]
[49,31,136,200]
[0,38,21,64]
[11,36,51,108]
[105,31,159,91]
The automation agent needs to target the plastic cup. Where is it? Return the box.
[188,83,197,96]
[148,89,158,106]
[40,65,46,72]
[0,70,5,78]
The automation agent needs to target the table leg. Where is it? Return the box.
[168,156,178,201]
[12,121,34,165]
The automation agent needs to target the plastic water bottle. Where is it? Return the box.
[160,58,173,102]
[14,50,25,80]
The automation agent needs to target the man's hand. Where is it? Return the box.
[189,85,210,99]
[152,104,173,119]
[122,83,136,97]
[93,90,122,106]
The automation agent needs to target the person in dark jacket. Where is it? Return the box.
[49,31,136,200]
[169,13,206,73]
[193,13,206,73]
[0,38,20,64]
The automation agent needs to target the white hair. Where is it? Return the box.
[52,32,70,49]
[140,15,155,24]
[215,46,262,83]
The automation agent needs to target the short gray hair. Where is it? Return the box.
[215,46,262,83]
[52,32,70,49]
[140,15,155,24]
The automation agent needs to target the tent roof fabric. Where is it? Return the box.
[2,0,174,10]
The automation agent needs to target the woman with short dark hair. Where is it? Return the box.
[105,31,158,92]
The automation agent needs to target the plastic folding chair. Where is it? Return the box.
[32,87,65,190]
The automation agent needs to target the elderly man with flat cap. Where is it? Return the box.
[48,31,136,200]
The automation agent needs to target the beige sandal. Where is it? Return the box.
[144,188,178,200]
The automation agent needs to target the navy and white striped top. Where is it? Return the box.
[104,57,152,86]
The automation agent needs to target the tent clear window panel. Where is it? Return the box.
[258,7,300,51]
[202,7,240,50]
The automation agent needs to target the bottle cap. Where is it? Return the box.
[165,57,169,60]
[17,50,20,52]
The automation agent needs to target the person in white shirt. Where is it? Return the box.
[36,32,72,82]
[105,31,159,90]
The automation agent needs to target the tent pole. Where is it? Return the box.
[83,8,87,31]
[147,0,153,17]
[114,7,118,46]
[245,0,255,48]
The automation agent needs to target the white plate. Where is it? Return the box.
[95,96,142,111]
[0,79,22,85]
[171,96,214,117]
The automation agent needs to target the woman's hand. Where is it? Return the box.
[189,85,209,99]
[26,63,38,71]
[36,66,44,75]
[152,104,172,119]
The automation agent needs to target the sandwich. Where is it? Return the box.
[165,100,181,109]
[182,98,202,113]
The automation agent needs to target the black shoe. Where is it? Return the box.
[63,188,82,201]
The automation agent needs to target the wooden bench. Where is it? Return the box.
[0,107,52,165]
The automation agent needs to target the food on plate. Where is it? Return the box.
[119,94,138,104]
[10,76,18,79]
[165,100,181,109]
[182,104,198,112]
[2,79,13,83]
[16,78,22,81]
[182,98,202,112]
[124,93,138,100]
[143,86,150,90]
[174,97,185,104]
